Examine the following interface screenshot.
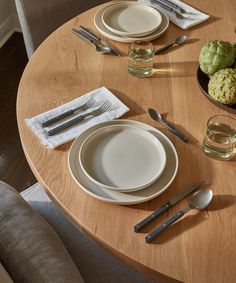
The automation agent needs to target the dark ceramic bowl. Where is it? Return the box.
[196,67,236,114]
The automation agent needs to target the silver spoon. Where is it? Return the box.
[72,29,111,54]
[148,108,188,143]
[145,189,213,243]
[155,35,187,55]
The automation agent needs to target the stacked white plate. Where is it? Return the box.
[68,120,178,205]
[94,1,169,43]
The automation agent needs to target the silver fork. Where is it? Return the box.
[160,0,196,15]
[42,97,96,127]
[151,0,196,20]
[47,100,112,136]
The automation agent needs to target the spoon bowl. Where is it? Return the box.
[189,188,213,209]
[174,35,187,45]
[92,42,111,53]
[148,108,162,122]
[72,28,111,54]
[148,108,188,142]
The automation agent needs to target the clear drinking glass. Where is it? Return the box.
[128,41,154,78]
[202,115,236,160]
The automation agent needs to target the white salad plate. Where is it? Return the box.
[79,124,166,192]
[94,1,169,43]
[102,3,162,37]
[68,120,178,205]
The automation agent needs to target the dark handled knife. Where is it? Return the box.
[133,181,204,232]
[79,26,126,56]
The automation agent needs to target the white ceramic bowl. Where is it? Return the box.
[102,3,162,37]
[94,1,169,43]
[79,124,166,192]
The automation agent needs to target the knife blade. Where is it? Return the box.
[133,181,204,232]
[79,26,126,56]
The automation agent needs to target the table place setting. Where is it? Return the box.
[68,119,179,205]
[25,87,129,149]
[88,0,209,48]
[93,1,169,43]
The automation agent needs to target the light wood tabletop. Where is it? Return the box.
[17,1,236,282]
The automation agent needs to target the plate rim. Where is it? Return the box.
[68,119,179,205]
[94,1,169,43]
[79,123,167,192]
[101,3,162,37]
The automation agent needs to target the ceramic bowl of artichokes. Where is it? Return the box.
[197,40,236,113]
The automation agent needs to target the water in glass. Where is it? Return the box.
[128,41,154,77]
[203,117,236,160]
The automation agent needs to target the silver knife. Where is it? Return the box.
[79,26,126,56]
[133,181,204,232]
[158,0,190,14]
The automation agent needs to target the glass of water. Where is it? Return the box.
[128,41,154,78]
[202,115,236,160]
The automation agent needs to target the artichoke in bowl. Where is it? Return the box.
[199,40,235,76]
[208,68,236,105]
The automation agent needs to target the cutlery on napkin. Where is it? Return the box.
[25,87,129,149]
[139,0,210,29]
[41,97,96,127]
[48,100,112,136]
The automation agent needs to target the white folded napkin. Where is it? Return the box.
[26,87,129,149]
[139,0,210,29]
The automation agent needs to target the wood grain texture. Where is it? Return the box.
[17,1,236,282]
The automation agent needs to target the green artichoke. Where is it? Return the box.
[234,43,236,58]
[208,68,236,105]
[199,40,235,76]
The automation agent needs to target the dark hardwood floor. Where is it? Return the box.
[0,32,36,192]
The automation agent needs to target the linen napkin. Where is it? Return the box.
[139,0,210,29]
[25,87,129,149]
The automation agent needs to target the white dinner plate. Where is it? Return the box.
[102,3,162,37]
[79,124,166,192]
[68,120,178,205]
[94,1,169,43]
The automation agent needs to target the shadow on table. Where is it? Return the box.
[189,15,222,32]
[147,212,207,245]
[208,194,236,211]
[109,88,145,118]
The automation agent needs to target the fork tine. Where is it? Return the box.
[81,97,95,109]
[102,100,112,110]
[75,97,95,112]
[85,97,94,106]
[95,100,111,114]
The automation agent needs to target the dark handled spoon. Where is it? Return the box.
[148,108,188,143]
[155,35,187,55]
[145,188,213,243]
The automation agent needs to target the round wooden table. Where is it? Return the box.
[17,1,236,282]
